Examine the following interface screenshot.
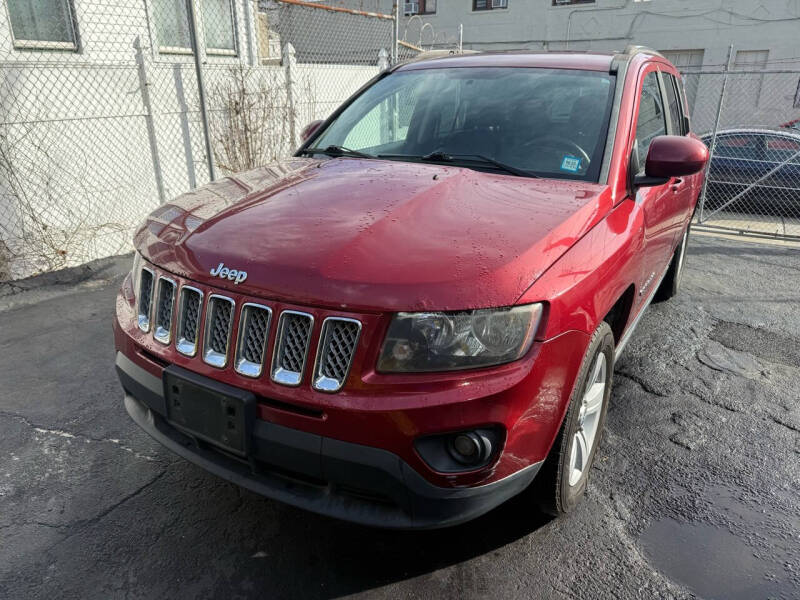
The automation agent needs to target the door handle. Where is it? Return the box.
[671,178,684,192]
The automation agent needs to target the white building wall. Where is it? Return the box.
[0,0,381,279]
[392,0,800,132]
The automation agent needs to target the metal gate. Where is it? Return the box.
[684,62,800,241]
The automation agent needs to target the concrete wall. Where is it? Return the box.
[392,1,800,131]
[393,0,800,60]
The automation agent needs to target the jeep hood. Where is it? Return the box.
[135,158,612,312]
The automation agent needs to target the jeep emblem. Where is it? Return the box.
[210,262,248,285]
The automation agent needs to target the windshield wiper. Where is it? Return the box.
[300,145,375,159]
[422,151,539,178]
[377,151,538,178]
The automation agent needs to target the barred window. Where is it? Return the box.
[419,0,436,14]
[473,0,509,10]
[6,0,78,50]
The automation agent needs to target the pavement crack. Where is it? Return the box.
[686,388,741,414]
[614,371,667,397]
[768,414,800,433]
[40,470,168,554]
[0,410,160,462]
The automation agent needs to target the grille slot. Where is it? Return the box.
[153,277,177,344]
[234,303,273,378]
[271,311,314,386]
[202,295,235,368]
[137,267,155,332]
[313,318,362,392]
[176,286,203,356]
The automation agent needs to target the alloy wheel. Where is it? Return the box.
[568,352,607,486]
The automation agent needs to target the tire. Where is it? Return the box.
[654,222,690,303]
[530,321,614,516]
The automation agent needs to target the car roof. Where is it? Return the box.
[700,128,800,139]
[395,51,617,73]
[394,46,666,73]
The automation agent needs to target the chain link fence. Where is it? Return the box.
[0,0,400,281]
[6,4,796,282]
[684,64,800,241]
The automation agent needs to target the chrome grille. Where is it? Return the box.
[313,318,362,392]
[176,286,203,357]
[271,311,314,386]
[153,277,176,344]
[234,303,272,378]
[137,267,155,332]
[135,269,361,392]
[203,295,234,368]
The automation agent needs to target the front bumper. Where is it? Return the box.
[117,351,540,529]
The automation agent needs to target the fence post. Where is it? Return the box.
[185,0,216,183]
[133,36,166,205]
[459,24,463,53]
[284,42,300,151]
[378,48,390,71]
[698,44,733,223]
[392,2,399,64]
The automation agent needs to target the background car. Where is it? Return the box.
[700,128,800,213]
[780,117,800,131]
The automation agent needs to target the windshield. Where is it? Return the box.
[308,67,615,181]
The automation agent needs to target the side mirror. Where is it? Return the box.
[300,119,324,142]
[633,135,709,188]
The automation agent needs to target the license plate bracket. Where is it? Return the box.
[163,365,256,457]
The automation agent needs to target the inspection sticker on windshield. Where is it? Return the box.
[560,155,582,173]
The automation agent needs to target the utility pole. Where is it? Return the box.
[185,0,216,182]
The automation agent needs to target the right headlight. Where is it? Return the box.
[377,304,543,373]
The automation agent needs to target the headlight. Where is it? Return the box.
[377,304,543,373]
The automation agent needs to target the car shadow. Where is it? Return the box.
[208,484,554,597]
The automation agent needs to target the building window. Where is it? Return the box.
[660,49,704,111]
[152,0,192,53]
[202,0,237,55]
[734,49,769,108]
[473,0,508,11]
[551,0,594,6]
[404,0,436,15]
[6,0,78,50]
[151,0,237,55]
[420,0,436,14]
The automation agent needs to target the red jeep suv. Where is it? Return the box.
[114,47,708,528]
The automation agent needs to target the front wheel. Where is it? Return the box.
[530,321,614,516]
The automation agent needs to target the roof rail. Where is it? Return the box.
[623,45,664,58]
[406,49,481,63]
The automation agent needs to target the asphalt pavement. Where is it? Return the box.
[1,234,798,599]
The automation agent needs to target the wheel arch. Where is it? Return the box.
[602,284,636,346]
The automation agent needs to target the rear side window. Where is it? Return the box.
[713,134,761,160]
[663,74,684,135]
[634,72,667,168]
[764,135,800,165]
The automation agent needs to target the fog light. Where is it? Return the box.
[452,434,480,461]
[448,431,491,465]
[415,427,503,473]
